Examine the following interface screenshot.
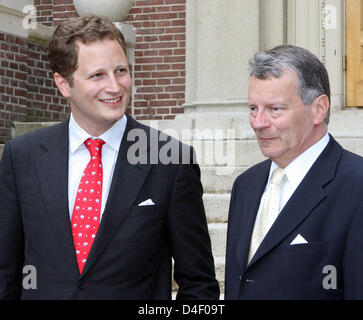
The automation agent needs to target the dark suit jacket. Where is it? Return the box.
[225,135,363,299]
[0,114,219,300]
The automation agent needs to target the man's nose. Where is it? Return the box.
[105,75,121,93]
[250,109,271,130]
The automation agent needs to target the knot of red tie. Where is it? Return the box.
[84,138,105,159]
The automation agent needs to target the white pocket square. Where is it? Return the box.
[290,234,308,245]
[138,198,155,206]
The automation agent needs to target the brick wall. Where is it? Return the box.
[0,0,186,142]
[27,41,70,122]
[35,0,78,26]
[126,0,186,120]
[0,33,27,142]
[0,31,70,143]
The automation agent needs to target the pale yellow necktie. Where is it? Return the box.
[248,167,285,264]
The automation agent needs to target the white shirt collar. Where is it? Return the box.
[69,113,127,154]
[268,133,330,188]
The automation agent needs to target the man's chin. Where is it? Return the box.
[259,147,280,160]
[102,109,126,122]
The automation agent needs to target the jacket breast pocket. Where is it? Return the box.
[279,242,329,297]
[281,242,328,256]
[128,203,165,219]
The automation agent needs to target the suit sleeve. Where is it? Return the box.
[167,146,220,300]
[0,142,24,299]
[343,200,363,299]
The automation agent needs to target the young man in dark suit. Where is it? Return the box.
[225,45,363,299]
[0,15,219,300]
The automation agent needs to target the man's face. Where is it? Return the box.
[248,69,319,168]
[55,38,132,136]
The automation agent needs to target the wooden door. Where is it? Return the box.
[346,0,363,106]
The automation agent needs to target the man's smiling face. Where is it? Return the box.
[55,38,132,136]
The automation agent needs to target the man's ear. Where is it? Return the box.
[312,94,330,126]
[54,72,72,98]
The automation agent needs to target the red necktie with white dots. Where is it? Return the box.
[71,138,105,273]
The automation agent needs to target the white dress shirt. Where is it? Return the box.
[254,133,330,223]
[68,114,127,220]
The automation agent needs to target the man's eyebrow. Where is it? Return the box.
[85,68,104,77]
[85,64,129,77]
[115,63,129,70]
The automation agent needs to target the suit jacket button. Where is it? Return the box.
[77,281,90,289]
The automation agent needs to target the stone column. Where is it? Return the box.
[182,0,259,119]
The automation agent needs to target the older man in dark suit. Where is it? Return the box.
[225,45,363,299]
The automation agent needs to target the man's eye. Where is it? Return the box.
[116,68,127,74]
[271,106,282,112]
[91,73,102,79]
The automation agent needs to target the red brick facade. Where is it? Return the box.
[126,0,186,120]
[0,0,186,142]
[35,0,78,27]
[0,31,70,143]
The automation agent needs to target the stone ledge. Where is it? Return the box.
[12,121,60,138]
[201,166,247,193]
[28,24,55,45]
[12,109,363,141]
[0,2,28,38]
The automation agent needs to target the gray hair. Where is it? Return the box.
[249,45,330,124]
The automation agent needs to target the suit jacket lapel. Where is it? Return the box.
[35,119,79,276]
[246,135,341,269]
[81,115,152,277]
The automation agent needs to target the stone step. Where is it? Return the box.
[9,130,363,167]
[10,119,363,159]
[10,109,363,140]
[204,193,230,223]
[189,139,266,167]
[145,110,363,140]
[208,223,227,258]
[189,137,363,166]
[209,225,227,294]
[200,165,246,193]
[214,256,225,294]
[336,137,363,157]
